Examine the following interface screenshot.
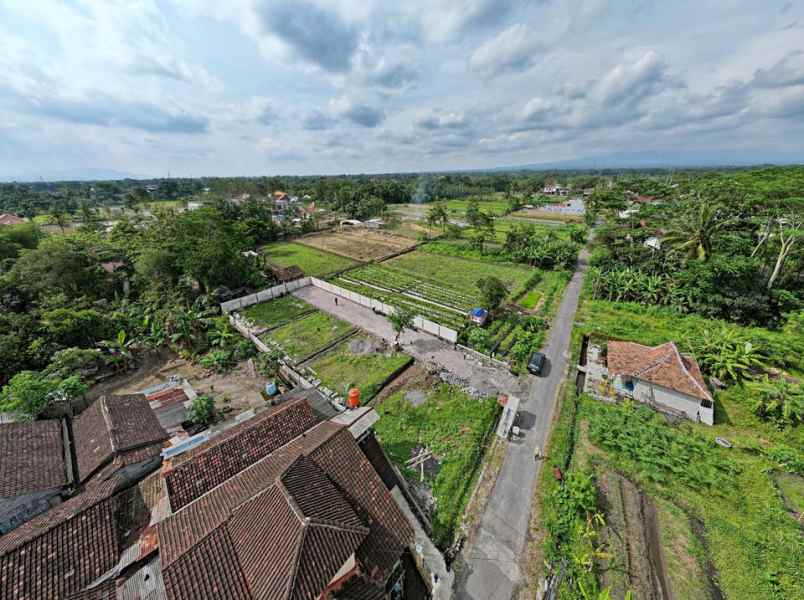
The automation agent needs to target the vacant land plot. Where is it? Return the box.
[374,372,501,547]
[304,334,412,401]
[241,295,315,329]
[384,250,534,298]
[261,241,356,276]
[261,311,354,361]
[297,229,416,262]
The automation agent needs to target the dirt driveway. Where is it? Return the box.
[293,285,529,398]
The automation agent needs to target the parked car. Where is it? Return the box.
[527,352,547,376]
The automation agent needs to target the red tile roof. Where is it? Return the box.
[164,399,318,510]
[162,456,368,600]
[73,395,168,483]
[607,341,712,401]
[159,414,413,599]
[0,420,68,497]
[0,479,123,600]
[0,214,25,226]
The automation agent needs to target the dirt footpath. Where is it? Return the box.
[293,285,529,398]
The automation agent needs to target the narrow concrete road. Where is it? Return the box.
[456,245,590,600]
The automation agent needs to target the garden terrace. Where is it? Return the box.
[260,241,357,277]
[373,372,501,547]
[260,310,355,362]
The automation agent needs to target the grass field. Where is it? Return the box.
[241,295,314,329]
[374,374,501,547]
[262,311,354,361]
[306,335,412,401]
[261,241,357,276]
[384,250,534,299]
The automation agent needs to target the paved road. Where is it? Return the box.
[293,286,529,398]
[456,245,590,600]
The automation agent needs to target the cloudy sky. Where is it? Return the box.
[1,0,803,178]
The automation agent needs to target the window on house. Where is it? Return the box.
[625,380,635,392]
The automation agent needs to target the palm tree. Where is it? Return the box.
[663,195,733,262]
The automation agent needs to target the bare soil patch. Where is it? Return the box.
[297,229,416,261]
[94,351,268,415]
[597,470,673,600]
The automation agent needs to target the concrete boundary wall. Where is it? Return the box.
[222,276,459,344]
[310,277,458,344]
[220,277,312,314]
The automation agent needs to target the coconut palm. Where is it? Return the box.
[664,196,733,262]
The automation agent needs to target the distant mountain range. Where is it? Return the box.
[0,168,144,183]
[491,150,804,171]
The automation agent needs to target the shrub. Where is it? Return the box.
[746,376,804,428]
[187,394,215,426]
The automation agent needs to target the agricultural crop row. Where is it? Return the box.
[334,277,466,330]
[346,264,478,312]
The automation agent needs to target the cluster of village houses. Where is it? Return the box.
[0,373,436,600]
[0,184,723,600]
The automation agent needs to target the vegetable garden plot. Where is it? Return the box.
[383,250,534,299]
[261,311,355,362]
[344,264,478,313]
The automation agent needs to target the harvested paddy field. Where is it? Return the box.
[297,229,416,261]
[261,241,357,276]
[303,334,412,402]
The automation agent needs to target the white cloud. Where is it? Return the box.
[470,24,545,77]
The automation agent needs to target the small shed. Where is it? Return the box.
[469,308,489,326]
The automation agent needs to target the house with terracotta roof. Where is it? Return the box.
[157,398,419,599]
[584,341,714,425]
[0,392,430,599]
[0,394,167,537]
[0,420,71,534]
[0,214,25,226]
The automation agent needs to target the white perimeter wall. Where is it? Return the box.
[221,278,459,344]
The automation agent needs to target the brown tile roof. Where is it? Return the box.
[73,395,168,483]
[162,456,368,600]
[0,479,123,600]
[164,399,318,510]
[310,430,414,580]
[0,213,25,226]
[0,420,68,497]
[334,574,386,600]
[607,341,712,401]
[159,416,413,599]
[64,579,117,599]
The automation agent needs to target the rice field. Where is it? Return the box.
[261,241,357,276]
